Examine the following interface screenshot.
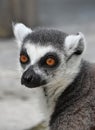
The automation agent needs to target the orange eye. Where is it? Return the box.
[46,58,55,66]
[20,55,28,63]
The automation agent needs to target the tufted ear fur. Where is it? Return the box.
[64,32,86,58]
[12,23,32,47]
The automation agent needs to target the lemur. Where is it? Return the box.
[13,23,95,130]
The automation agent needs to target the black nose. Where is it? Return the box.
[21,67,46,88]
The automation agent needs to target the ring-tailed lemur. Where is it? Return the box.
[13,23,95,130]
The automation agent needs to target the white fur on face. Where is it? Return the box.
[25,43,55,65]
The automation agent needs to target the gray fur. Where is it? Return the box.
[50,60,95,130]
[23,28,67,50]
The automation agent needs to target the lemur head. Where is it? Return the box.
[13,23,86,89]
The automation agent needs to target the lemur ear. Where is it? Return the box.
[12,23,32,46]
[64,32,86,56]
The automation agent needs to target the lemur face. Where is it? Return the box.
[19,44,62,88]
[13,23,86,89]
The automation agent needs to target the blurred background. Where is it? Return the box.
[0,0,95,130]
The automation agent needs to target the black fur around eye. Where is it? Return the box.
[39,52,60,69]
[20,54,29,64]
[20,49,30,65]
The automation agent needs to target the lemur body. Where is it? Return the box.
[50,60,95,130]
[13,23,95,130]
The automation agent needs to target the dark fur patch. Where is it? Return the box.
[38,52,60,69]
[23,28,67,50]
